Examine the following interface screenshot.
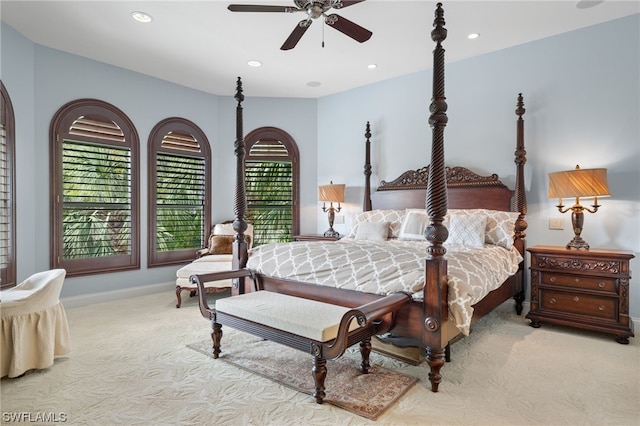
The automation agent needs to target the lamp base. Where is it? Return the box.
[566,235,590,250]
[324,228,340,238]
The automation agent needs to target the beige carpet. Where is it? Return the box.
[187,336,417,420]
[1,291,639,425]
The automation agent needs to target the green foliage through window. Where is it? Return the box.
[62,142,131,259]
[155,153,205,251]
[246,161,292,245]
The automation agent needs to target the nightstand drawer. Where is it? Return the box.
[540,289,617,320]
[541,273,616,293]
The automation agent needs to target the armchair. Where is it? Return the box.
[175,222,253,308]
[1,269,71,378]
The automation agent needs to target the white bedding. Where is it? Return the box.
[246,239,522,335]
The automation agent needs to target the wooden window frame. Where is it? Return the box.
[147,117,211,267]
[50,99,140,276]
[0,81,16,288]
[244,127,300,244]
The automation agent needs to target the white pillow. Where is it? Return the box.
[448,214,487,248]
[213,223,235,235]
[354,221,390,242]
[347,209,405,239]
[449,209,518,249]
[398,209,429,241]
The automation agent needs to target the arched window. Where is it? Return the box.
[148,118,211,267]
[50,99,140,276]
[0,81,16,288]
[244,127,299,245]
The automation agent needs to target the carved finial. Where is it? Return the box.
[235,77,244,104]
[431,3,447,45]
[515,93,525,118]
[365,121,371,140]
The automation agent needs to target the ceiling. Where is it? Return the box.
[2,1,638,98]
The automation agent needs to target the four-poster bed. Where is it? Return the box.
[196,2,528,392]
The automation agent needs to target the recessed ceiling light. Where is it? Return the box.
[367,64,377,69]
[131,11,152,23]
[247,60,262,67]
[306,81,321,87]
[468,33,480,40]
[576,0,604,9]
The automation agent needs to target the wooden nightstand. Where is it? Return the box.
[526,245,635,344]
[293,234,340,242]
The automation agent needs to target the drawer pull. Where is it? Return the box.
[549,297,556,304]
[573,296,580,303]
[598,282,605,288]
[549,276,556,283]
[598,305,605,311]
[574,277,580,283]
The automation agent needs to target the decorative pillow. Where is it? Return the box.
[208,235,234,255]
[354,221,390,242]
[398,209,429,241]
[213,223,235,236]
[448,214,487,248]
[347,209,405,239]
[211,222,254,249]
[448,209,519,249]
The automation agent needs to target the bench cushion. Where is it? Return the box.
[215,291,361,342]
[176,257,233,288]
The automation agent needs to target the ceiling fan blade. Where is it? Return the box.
[325,14,372,43]
[281,19,312,50]
[333,1,367,9]
[228,5,298,13]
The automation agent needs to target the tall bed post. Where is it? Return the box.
[513,93,528,312]
[363,121,372,212]
[423,2,448,393]
[231,77,249,294]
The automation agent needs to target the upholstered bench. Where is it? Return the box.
[192,269,412,404]
[175,222,253,308]
[175,255,233,308]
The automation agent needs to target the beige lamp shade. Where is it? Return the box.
[318,183,345,202]
[548,166,610,199]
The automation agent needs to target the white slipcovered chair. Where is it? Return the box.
[1,269,71,378]
[175,222,253,308]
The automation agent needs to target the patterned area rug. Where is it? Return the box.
[187,336,418,420]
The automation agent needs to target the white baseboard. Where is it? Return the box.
[61,281,174,308]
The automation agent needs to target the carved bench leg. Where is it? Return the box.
[359,337,371,373]
[312,356,327,404]
[211,321,222,359]
[175,286,183,308]
[426,345,445,392]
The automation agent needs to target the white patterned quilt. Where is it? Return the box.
[246,239,523,335]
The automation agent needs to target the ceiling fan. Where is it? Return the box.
[228,1,372,50]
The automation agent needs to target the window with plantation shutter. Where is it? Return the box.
[244,127,299,246]
[148,118,210,267]
[0,81,16,289]
[50,99,140,276]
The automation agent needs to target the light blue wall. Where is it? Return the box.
[1,23,317,299]
[318,14,640,317]
[2,14,639,317]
